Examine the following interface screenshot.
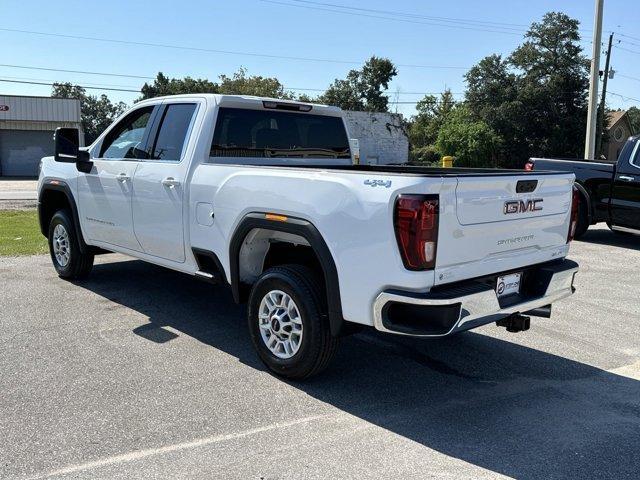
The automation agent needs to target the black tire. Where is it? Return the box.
[573,193,589,239]
[48,209,94,279]
[247,264,338,380]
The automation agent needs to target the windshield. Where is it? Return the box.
[210,107,351,159]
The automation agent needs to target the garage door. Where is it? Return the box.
[0,130,54,177]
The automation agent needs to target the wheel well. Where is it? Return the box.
[238,228,324,288]
[38,189,71,236]
[574,182,593,224]
[230,214,346,336]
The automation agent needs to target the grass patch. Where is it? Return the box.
[0,210,48,256]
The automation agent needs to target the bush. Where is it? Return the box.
[436,106,502,168]
[409,145,440,165]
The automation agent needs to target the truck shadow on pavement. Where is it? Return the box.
[578,228,639,250]
[78,258,640,480]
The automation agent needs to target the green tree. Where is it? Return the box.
[140,68,292,101]
[140,72,219,99]
[218,67,292,98]
[465,12,589,167]
[52,83,128,144]
[319,56,397,112]
[436,105,502,168]
[409,90,456,148]
[628,106,640,135]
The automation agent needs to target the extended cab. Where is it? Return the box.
[527,135,640,237]
[38,94,579,379]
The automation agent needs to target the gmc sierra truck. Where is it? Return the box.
[527,135,640,238]
[38,94,579,379]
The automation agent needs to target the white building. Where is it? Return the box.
[0,95,82,177]
[343,111,409,165]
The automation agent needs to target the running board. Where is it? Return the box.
[610,225,640,235]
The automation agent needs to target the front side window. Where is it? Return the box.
[100,107,154,159]
[210,108,351,159]
[149,103,197,161]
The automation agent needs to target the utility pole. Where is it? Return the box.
[596,32,614,158]
[585,0,604,159]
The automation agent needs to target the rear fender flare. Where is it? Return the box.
[229,213,345,336]
[574,182,593,224]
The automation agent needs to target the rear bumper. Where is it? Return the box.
[372,259,578,337]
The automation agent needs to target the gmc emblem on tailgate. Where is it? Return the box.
[504,199,543,214]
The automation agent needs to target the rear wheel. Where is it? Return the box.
[247,265,338,379]
[48,210,94,279]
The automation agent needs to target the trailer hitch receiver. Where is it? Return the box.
[496,314,530,333]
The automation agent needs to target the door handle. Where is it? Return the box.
[116,173,130,182]
[618,175,635,182]
[161,177,180,188]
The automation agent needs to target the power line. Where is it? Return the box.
[0,78,141,93]
[608,91,640,104]
[614,45,640,55]
[0,63,154,80]
[618,38,640,49]
[0,27,467,70]
[287,0,530,30]
[0,63,468,96]
[262,0,523,36]
[617,32,640,43]
[0,75,140,89]
[4,77,630,107]
[0,74,464,98]
[617,73,640,83]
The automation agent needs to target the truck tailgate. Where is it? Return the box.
[434,173,575,285]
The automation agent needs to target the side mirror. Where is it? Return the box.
[54,127,92,172]
[55,128,81,162]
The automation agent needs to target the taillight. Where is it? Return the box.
[524,161,534,171]
[567,186,580,243]
[394,195,439,270]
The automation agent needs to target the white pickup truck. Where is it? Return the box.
[38,94,579,379]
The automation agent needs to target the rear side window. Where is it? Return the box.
[210,107,350,159]
[150,103,197,161]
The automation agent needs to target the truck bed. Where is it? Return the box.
[248,162,565,177]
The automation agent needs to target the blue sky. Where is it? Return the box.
[1,0,639,118]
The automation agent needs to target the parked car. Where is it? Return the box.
[38,94,579,379]
[527,135,640,237]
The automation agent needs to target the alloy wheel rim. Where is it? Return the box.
[258,290,303,359]
[53,224,71,267]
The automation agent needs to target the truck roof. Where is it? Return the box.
[136,93,343,116]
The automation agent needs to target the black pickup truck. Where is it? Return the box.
[527,135,640,238]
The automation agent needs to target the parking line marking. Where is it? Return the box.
[28,414,331,479]
[608,360,640,380]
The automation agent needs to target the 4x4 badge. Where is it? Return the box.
[364,179,392,188]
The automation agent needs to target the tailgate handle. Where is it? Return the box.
[516,180,538,193]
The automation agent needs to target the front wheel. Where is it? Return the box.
[48,210,94,279]
[247,265,338,379]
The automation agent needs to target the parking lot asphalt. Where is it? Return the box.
[1,224,639,479]
[0,180,38,210]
